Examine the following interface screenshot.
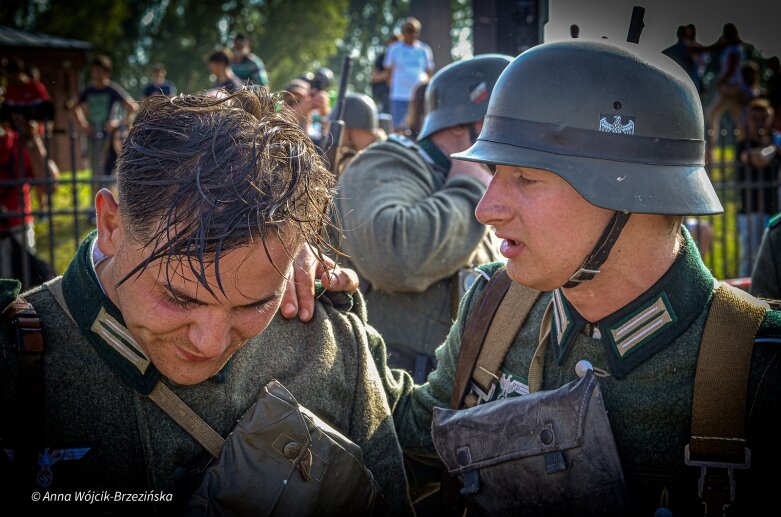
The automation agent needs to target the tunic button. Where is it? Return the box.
[456,449,471,466]
[283,441,302,459]
[575,359,593,378]
[540,427,554,445]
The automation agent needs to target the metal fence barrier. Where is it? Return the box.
[1,119,117,289]
[2,117,779,289]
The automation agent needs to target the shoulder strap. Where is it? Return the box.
[45,277,75,325]
[45,277,225,458]
[450,269,541,409]
[686,282,767,515]
[2,294,45,489]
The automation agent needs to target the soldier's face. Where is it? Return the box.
[475,165,613,291]
[96,193,294,385]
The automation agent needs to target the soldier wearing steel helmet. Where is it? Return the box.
[372,40,781,515]
[335,55,511,383]
[329,93,386,175]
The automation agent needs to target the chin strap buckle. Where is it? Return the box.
[564,267,601,287]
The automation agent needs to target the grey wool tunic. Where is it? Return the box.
[0,234,414,516]
[335,136,499,357]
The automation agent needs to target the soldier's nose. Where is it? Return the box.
[186,315,232,359]
[476,178,507,226]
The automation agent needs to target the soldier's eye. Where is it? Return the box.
[517,174,537,185]
[163,291,194,310]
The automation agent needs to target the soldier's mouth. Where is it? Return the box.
[499,238,523,259]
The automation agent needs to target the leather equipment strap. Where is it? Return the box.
[450,269,541,409]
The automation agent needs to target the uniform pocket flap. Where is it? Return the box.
[432,370,598,475]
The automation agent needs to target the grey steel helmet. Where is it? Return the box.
[452,40,722,216]
[312,67,334,90]
[333,93,379,133]
[417,54,513,141]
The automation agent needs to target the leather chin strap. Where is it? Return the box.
[563,211,632,289]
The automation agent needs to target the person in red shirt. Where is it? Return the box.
[3,58,59,209]
[0,124,36,279]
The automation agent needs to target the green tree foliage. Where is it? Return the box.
[136,0,349,93]
[329,0,471,95]
[327,0,410,93]
[4,0,348,95]
[3,0,469,99]
[234,0,348,89]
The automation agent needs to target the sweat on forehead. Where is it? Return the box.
[114,87,335,294]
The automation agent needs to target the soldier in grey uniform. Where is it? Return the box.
[373,41,781,515]
[335,55,511,382]
[0,87,414,515]
[331,93,386,175]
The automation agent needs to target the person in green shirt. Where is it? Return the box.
[231,34,270,87]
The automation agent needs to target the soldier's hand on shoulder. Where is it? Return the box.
[280,245,359,322]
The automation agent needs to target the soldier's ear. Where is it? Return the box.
[95,189,123,257]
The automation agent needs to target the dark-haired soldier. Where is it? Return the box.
[1,87,414,515]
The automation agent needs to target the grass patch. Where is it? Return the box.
[32,170,106,275]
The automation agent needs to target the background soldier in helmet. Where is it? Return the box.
[330,93,386,175]
[335,55,511,383]
[371,41,781,515]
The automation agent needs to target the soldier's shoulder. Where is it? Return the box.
[359,135,421,158]
[0,279,22,313]
[456,262,507,318]
[1,280,55,323]
[757,308,781,343]
[342,136,427,179]
[386,133,419,150]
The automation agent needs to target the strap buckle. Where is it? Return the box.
[566,267,601,285]
[684,445,751,508]
[467,381,496,405]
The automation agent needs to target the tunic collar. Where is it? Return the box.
[61,232,161,395]
[549,228,714,379]
[61,232,235,394]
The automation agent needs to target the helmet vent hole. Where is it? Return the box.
[613,101,622,110]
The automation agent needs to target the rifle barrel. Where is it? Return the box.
[335,56,353,121]
[626,6,645,44]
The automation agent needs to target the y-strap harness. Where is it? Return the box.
[450,269,766,516]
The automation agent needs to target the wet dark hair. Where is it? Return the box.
[116,86,335,297]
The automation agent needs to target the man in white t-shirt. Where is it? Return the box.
[384,17,434,131]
